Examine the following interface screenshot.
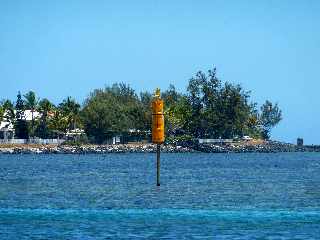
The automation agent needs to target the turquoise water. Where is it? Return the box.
[0,153,320,239]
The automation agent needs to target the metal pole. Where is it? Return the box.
[156,144,160,186]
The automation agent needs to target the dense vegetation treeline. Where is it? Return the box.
[0,68,282,143]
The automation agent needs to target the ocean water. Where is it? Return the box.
[0,153,320,239]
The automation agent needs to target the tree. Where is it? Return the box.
[140,91,153,131]
[259,100,282,139]
[1,65,283,143]
[214,83,252,138]
[59,97,81,131]
[0,100,15,126]
[244,103,261,138]
[0,105,4,123]
[81,83,147,143]
[166,95,192,136]
[161,85,187,136]
[162,84,181,108]
[36,98,54,138]
[15,92,28,139]
[82,88,124,143]
[186,71,207,137]
[24,91,39,137]
[183,67,265,139]
[48,109,69,137]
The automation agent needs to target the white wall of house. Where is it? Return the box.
[23,110,41,121]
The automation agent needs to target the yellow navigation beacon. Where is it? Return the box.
[152,88,165,144]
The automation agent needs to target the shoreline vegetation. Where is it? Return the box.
[1,67,283,147]
[0,141,319,154]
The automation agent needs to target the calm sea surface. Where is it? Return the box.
[0,153,320,239]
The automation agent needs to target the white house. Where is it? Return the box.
[0,109,86,140]
[0,110,40,140]
[23,110,41,121]
[0,111,14,140]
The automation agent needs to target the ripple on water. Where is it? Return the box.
[0,153,320,239]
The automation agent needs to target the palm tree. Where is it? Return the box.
[1,100,15,126]
[0,105,4,123]
[37,98,54,138]
[48,109,69,138]
[39,98,53,115]
[59,97,81,130]
[0,100,15,140]
[24,91,39,137]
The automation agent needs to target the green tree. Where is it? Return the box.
[214,83,252,138]
[36,98,54,138]
[59,97,81,131]
[244,103,261,138]
[24,91,39,137]
[198,68,221,138]
[140,91,153,131]
[166,95,192,136]
[15,92,28,139]
[162,84,181,108]
[82,83,147,143]
[1,100,15,125]
[116,83,146,131]
[161,85,187,136]
[184,68,262,139]
[82,91,120,143]
[0,100,6,122]
[186,71,207,137]
[48,109,69,137]
[0,105,4,123]
[259,100,282,139]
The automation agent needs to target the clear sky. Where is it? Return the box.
[0,0,319,144]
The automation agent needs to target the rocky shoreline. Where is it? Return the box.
[0,141,319,154]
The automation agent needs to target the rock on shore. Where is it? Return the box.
[193,141,318,153]
[0,144,193,154]
[0,141,319,154]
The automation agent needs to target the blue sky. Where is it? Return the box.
[0,0,319,144]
